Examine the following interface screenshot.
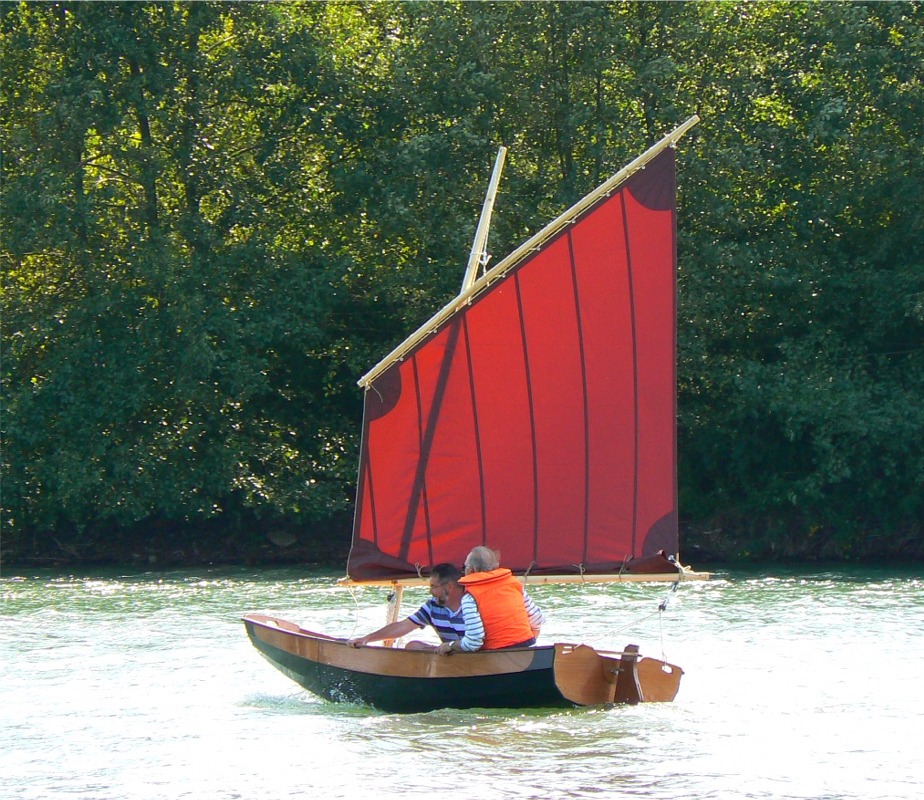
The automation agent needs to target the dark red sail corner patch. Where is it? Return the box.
[626,148,676,212]
[365,367,402,421]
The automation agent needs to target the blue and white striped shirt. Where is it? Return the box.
[407,598,466,642]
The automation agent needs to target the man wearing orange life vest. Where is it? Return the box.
[437,546,545,655]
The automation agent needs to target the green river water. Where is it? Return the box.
[2,563,921,799]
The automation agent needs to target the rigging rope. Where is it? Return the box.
[599,579,682,661]
[346,581,362,640]
[659,579,680,612]
[657,580,681,661]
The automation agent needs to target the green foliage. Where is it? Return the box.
[2,1,921,562]
[676,1,923,557]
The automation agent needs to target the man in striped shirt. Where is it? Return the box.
[347,563,465,650]
[437,546,545,655]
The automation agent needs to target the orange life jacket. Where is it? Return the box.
[459,568,533,650]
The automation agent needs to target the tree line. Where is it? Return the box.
[2,1,922,565]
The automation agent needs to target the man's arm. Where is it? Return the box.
[438,594,484,654]
[523,590,545,636]
[348,617,419,647]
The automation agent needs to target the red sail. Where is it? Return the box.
[349,147,678,581]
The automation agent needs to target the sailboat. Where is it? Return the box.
[244,116,707,713]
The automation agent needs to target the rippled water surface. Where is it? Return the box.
[2,564,922,799]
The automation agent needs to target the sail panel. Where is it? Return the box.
[464,286,536,566]
[404,320,482,565]
[515,235,588,568]
[624,156,678,555]
[569,197,637,563]
[349,147,679,581]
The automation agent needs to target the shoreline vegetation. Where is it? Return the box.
[2,518,921,571]
[4,4,922,568]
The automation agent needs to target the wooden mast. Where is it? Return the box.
[461,146,507,293]
[381,583,404,648]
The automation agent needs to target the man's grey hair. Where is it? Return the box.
[465,546,500,573]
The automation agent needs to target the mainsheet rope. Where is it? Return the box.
[594,579,681,661]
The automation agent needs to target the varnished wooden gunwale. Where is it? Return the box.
[245,613,548,679]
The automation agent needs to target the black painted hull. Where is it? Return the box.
[244,615,569,713]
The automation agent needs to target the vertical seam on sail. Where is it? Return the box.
[566,231,591,565]
[400,320,463,563]
[671,181,679,544]
[410,356,433,564]
[621,192,640,557]
[363,425,379,547]
[351,398,372,547]
[514,273,540,562]
[462,315,488,544]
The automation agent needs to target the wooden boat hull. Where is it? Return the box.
[243,614,682,713]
